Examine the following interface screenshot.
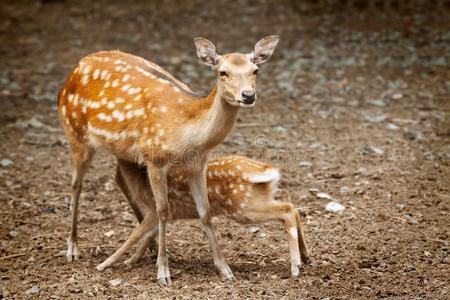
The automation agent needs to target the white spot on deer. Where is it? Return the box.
[68,93,74,103]
[125,111,134,119]
[61,106,66,116]
[146,139,152,146]
[154,136,160,145]
[93,69,100,80]
[115,66,123,72]
[80,65,91,75]
[236,165,242,170]
[143,127,149,134]
[121,84,131,92]
[125,103,133,110]
[133,94,142,101]
[100,70,109,80]
[225,199,233,206]
[99,90,105,97]
[112,79,120,87]
[100,98,107,105]
[177,98,184,104]
[112,110,125,121]
[105,102,115,110]
[160,106,167,113]
[115,97,125,104]
[81,75,89,86]
[104,81,111,88]
[134,108,145,117]
[119,131,128,139]
[122,74,130,82]
[289,227,298,240]
[71,112,77,119]
[82,104,87,114]
[114,59,125,65]
[158,129,165,137]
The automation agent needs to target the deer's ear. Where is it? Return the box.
[194,37,219,67]
[250,35,279,65]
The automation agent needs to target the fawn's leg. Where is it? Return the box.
[188,164,234,281]
[240,201,302,277]
[96,216,158,271]
[115,159,145,222]
[67,144,94,262]
[295,209,311,264]
[116,159,159,256]
[125,225,159,266]
[147,164,171,285]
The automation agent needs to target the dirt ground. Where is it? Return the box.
[0,1,449,299]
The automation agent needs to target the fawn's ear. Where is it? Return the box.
[250,35,280,65]
[194,37,219,67]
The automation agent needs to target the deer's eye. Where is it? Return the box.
[219,71,229,78]
[253,69,259,76]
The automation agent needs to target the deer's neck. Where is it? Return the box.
[188,86,239,151]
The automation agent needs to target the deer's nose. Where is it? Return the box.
[242,90,256,104]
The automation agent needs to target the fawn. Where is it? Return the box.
[96,156,310,277]
[57,36,279,284]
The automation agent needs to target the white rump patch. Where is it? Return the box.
[244,168,280,183]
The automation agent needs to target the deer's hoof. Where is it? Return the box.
[157,276,172,286]
[66,239,81,262]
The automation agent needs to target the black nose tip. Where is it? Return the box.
[242,90,256,104]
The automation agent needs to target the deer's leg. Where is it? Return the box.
[147,164,171,285]
[67,145,94,262]
[97,216,158,271]
[188,164,234,281]
[283,210,302,277]
[295,209,311,264]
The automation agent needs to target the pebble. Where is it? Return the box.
[316,192,333,200]
[325,201,345,213]
[104,230,115,237]
[362,146,384,155]
[392,93,403,99]
[109,278,122,286]
[27,285,40,295]
[365,115,387,123]
[340,186,350,193]
[299,160,313,167]
[387,123,399,130]
[0,159,13,167]
[249,226,260,234]
[368,99,386,107]
[104,180,115,191]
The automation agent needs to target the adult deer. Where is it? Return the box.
[57,35,279,284]
[97,156,310,277]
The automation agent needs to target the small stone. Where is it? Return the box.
[325,202,345,213]
[299,160,312,167]
[27,285,40,295]
[104,230,115,237]
[387,123,399,130]
[316,192,333,200]
[396,204,405,210]
[28,118,44,128]
[109,278,122,286]
[340,186,350,194]
[25,156,34,161]
[404,131,423,141]
[365,115,387,123]
[368,99,386,107]
[8,230,18,238]
[104,180,115,191]
[362,146,384,155]
[249,226,260,234]
[392,93,403,99]
[0,159,13,167]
